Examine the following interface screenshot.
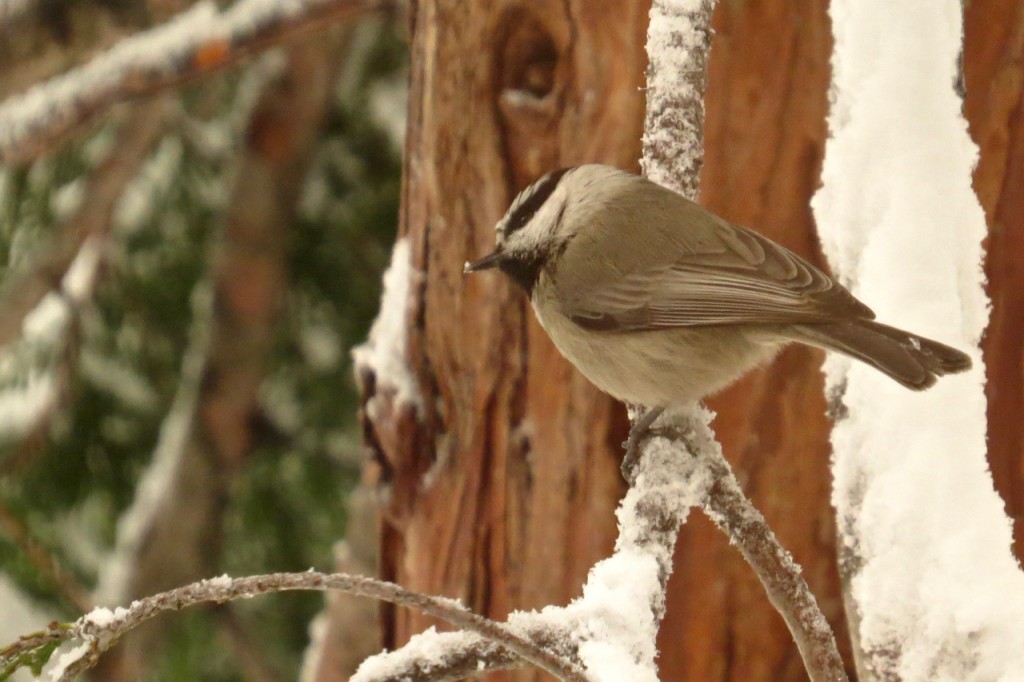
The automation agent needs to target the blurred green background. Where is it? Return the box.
[0,5,406,679]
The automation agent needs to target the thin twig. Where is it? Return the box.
[0,0,386,165]
[0,572,588,682]
[699,451,849,682]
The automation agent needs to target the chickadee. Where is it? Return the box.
[465,165,971,453]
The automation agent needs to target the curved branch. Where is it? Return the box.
[0,572,587,682]
[638,2,847,680]
[698,445,849,681]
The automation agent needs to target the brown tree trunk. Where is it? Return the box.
[360,1,646,677]
[967,0,1024,560]
[362,2,1024,681]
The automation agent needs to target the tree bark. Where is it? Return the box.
[966,0,1024,560]
[365,2,1024,681]
[360,1,647,679]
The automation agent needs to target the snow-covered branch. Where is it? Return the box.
[814,2,1024,680]
[354,406,841,682]
[0,0,384,165]
[0,571,587,682]
[354,407,710,682]
[351,631,523,682]
[641,0,716,201]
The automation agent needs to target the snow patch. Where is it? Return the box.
[813,2,1024,679]
[352,627,480,682]
[641,0,712,197]
[0,372,55,441]
[46,642,90,682]
[351,238,422,412]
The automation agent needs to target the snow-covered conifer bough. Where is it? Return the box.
[465,164,971,469]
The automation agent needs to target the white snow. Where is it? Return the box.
[553,552,663,682]
[0,372,55,441]
[813,2,1024,680]
[351,627,481,682]
[62,237,102,302]
[20,236,101,343]
[51,179,84,221]
[204,574,233,589]
[21,294,69,344]
[0,238,107,441]
[114,138,183,233]
[368,77,407,150]
[564,410,709,680]
[46,642,90,682]
[641,0,712,199]
[299,321,342,371]
[83,605,130,628]
[351,238,422,412]
[298,611,328,682]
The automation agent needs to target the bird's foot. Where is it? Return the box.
[620,405,665,481]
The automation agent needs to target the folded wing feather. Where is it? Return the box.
[560,220,874,332]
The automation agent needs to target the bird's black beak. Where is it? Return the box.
[464,250,503,273]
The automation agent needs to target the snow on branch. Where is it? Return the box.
[641,0,715,201]
[0,571,587,682]
[354,407,847,682]
[813,2,1024,680]
[353,408,711,682]
[0,0,383,165]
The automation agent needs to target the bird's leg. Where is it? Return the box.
[621,405,666,480]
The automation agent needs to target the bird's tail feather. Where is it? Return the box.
[793,320,972,390]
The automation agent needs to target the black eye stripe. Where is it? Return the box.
[504,167,572,235]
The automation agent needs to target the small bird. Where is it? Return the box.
[465,165,971,461]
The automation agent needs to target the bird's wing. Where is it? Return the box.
[557,218,874,332]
